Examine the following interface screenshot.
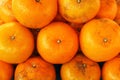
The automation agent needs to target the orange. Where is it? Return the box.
[12,0,57,28]
[96,0,117,19]
[80,18,120,62]
[37,22,78,64]
[0,60,13,80]
[14,57,56,80]
[58,0,100,23]
[0,0,16,22]
[102,55,120,80]
[114,0,120,25]
[0,22,34,64]
[61,54,101,80]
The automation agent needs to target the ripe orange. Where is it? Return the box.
[0,22,34,64]
[61,54,101,80]
[0,60,13,80]
[14,57,56,80]
[37,22,78,64]
[96,0,117,19]
[0,0,16,22]
[102,55,120,80]
[58,0,100,23]
[80,18,120,62]
[12,0,57,28]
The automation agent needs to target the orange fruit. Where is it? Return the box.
[0,60,13,80]
[102,55,120,80]
[61,54,101,80]
[114,0,120,25]
[58,0,100,23]
[14,57,56,80]
[0,22,34,64]
[37,22,78,64]
[0,0,16,22]
[96,0,117,19]
[80,18,120,62]
[12,0,57,28]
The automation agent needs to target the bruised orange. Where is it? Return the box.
[15,57,56,80]
[0,22,34,64]
[37,22,78,64]
[80,18,120,62]
[12,0,57,28]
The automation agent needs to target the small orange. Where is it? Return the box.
[102,55,120,80]
[0,0,16,22]
[58,0,100,23]
[0,60,13,80]
[12,0,57,28]
[96,0,117,19]
[80,18,120,62]
[14,57,56,80]
[61,54,101,80]
[0,22,34,64]
[37,22,78,64]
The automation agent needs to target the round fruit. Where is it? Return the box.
[96,0,117,19]
[0,0,16,22]
[12,0,57,28]
[0,22,34,63]
[61,54,101,80]
[80,18,120,62]
[15,57,56,80]
[0,60,13,80]
[58,0,100,23]
[37,22,78,64]
[102,55,120,80]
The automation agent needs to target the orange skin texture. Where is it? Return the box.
[114,0,120,25]
[102,55,120,80]
[0,0,16,22]
[0,18,4,25]
[15,57,56,80]
[61,54,101,80]
[96,0,117,20]
[0,60,13,80]
[80,18,120,62]
[58,0,100,23]
[37,22,78,64]
[0,22,34,64]
[12,0,57,28]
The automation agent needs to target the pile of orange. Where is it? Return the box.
[0,0,120,80]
